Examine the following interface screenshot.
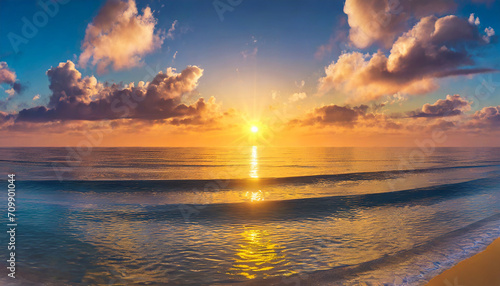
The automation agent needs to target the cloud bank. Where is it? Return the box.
[289,94,500,135]
[15,61,223,126]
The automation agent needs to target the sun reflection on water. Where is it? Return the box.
[227,229,292,280]
[245,190,264,202]
[249,146,258,178]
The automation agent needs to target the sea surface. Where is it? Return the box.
[0,147,499,285]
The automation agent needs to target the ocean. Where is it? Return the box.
[1,147,499,285]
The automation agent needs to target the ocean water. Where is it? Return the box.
[0,147,499,285]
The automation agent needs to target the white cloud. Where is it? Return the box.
[79,0,164,74]
[289,92,307,102]
[166,20,178,39]
[468,13,480,25]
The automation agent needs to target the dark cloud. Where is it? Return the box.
[465,105,500,129]
[290,104,369,127]
[408,94,471,118]
[435,68,498,77]
[289,94,487,133]
[11,82,23,94]
[15,61,220,124]
[474,106,500,122]
[46,61,99,108]
[0,111,14,122]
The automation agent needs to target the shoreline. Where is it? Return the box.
[425,236,500,286]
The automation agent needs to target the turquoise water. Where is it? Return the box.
[0,147,499,285]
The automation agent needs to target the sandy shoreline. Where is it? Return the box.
[426,237,500,286]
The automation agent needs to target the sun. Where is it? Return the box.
[251,126,259,133]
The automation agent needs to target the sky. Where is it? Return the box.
[1,0,500,147]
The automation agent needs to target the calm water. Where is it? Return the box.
[1,147,500,285]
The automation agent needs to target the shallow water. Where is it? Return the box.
[0,147,499,285]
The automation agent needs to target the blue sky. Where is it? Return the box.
[1,0,343,111]
[1,0,500,146]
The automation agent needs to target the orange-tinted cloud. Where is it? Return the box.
[79,0,164,74]
[288,94,500,138]
[319,15,496,103]
[344,0,455,49]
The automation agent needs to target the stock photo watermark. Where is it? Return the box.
[7,0,71,54]
[6,174,16,279]
[213,0,243,22]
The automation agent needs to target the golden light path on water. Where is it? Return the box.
[249,146,259,179]
[246,146,265,202]
[233,146,294,280]
[227,229,295,280]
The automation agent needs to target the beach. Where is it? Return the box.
[426,237,500,286]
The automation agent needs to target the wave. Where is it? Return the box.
[91,177,500,222]
[19,163,500,192]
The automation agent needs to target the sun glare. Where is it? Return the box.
[251,126,259,133]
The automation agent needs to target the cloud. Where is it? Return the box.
[0,111,14,127]
[166,20,178,39]
[474,106,500,121]
[289,92,307,102]
[465,105,500,129]
[32,95,40,101]
[79,0,164,74]
[15,61,223,125]
[468,13,480,25]
[168,96,227,127]
[319,15,496,103]
[484,27,496,43]
[0,62,22,94]
[485,27,495,37]
[241,47,258,59]
[407,94,471,117]
[287,94,499,136]
[295,80,305,89]
[46,61,101,108]
[344,0,456,49]
[290,104,369,127]
[0,62,16,85]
